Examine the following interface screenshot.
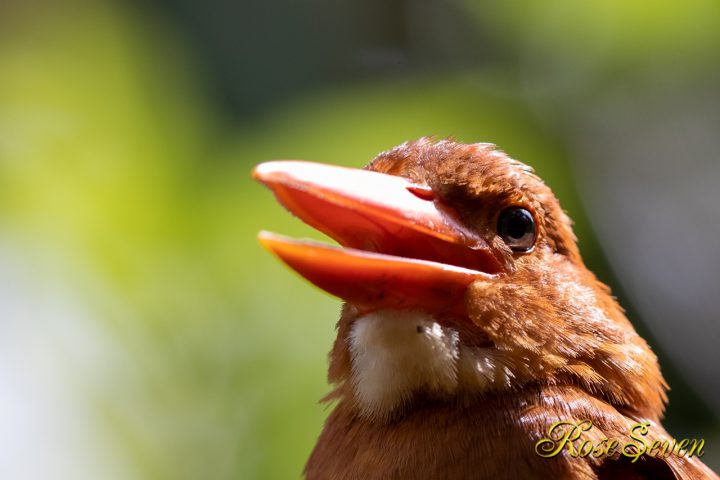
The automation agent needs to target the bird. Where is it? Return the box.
[253,138,718,480]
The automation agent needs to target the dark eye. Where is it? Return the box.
[497,207,536,252]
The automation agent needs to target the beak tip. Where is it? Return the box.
[257,231,297,259]
[252,160,302,184]
[251,162,273,183]
[257,230,278,252]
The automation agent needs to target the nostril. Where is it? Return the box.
[407,184,436,201]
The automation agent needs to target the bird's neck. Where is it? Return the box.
[337,309,521,421]
[305,386,604,480]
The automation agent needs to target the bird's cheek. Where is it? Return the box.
[464,279,545,353]
[464,278,505,329]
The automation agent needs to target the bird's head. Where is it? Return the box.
[254,138,666,422]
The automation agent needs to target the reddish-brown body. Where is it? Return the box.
[307,386,711,480]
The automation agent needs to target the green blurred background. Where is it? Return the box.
[1,0,718,478]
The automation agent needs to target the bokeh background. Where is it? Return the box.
[1,0,719,478]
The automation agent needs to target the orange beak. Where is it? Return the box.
[253,161,503,317]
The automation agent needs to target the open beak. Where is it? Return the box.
[253,161,503,316]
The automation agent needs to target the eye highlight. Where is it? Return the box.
[497,207,536,252]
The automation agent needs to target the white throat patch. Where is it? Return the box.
[348,310,460,419]
[347,309,521,419]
